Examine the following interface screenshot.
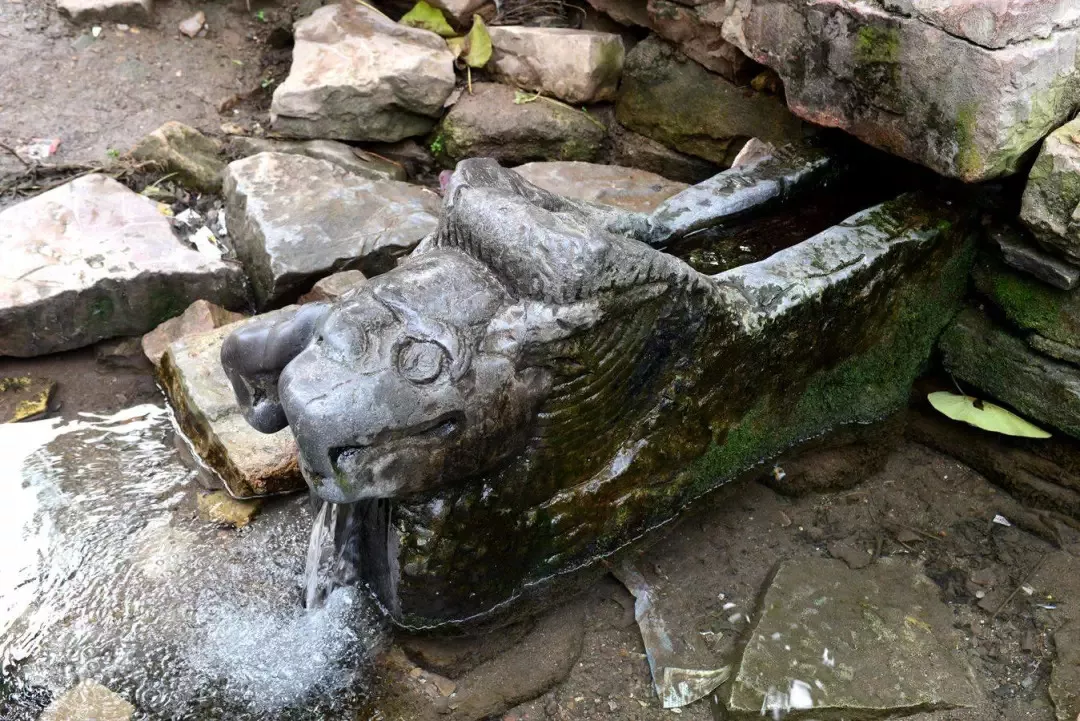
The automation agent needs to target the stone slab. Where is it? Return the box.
[141,299,246,368]
[270,3,455,142]
[0,174,246,358]
[991,223,1080,290]
[160,310,305,498]
[939,308,1080,439]
[488,26,624,104]
[728,557,980,716]
[512,161,687,213]
[223,152,439,308]
[298,270,367,304]
[130,121,225,194]
[972,254,1080,349]
[228,137,407,183]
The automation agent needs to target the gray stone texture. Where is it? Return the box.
[270,3,456,142]
[228,137,407,183]
[57,0,150,24]
[0,174,246,358]
[223,152,439,308]
[1021,117,1080,262]
[488,27,624,104]
[729,558,980,716]
[513,161,687,213]
[615,36,805,166]
[991,223,1080,290]
[141,300,246,367]
[435,83,607,166]
[130,121,225,193]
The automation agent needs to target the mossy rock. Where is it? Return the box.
[130,121,226,194]
[0,376,56,422]
[433,83,605,167]
[972,252,1080,349]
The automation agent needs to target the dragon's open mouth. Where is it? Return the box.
[326,411,465,474]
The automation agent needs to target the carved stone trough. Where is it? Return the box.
[221,156,975,629]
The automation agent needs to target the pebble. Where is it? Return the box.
[179,10,206,38]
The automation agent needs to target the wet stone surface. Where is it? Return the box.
[728,557,981,716]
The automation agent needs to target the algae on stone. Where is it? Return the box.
[972,254,1080,349]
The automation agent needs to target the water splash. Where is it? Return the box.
[303,499,364,610]
[0,406,386,720]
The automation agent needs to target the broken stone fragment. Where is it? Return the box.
[298,270,367,304]
[130,121,225,193]
[57,0,150,25]
[196,490,261,528]
[223,152,439,308]
[1029,334,1080,367]
[177,10,205,38]
[645,0,755,82]
[227,137,406,182]
[270,3,455,142]
[616,36,805,166]
[604,119,721,184]
[1021,117,1080,263]
[434,83,606,166]
[0,376,55,423]
[39,679,134,721]
[141,299,246,367]
[728,558,980,716]
[0,174,246,357]
[939,308,1080,439]
[159,310,305,498]
[991,223,1080,291]
[513,161,687,213]
[487,26,624,105]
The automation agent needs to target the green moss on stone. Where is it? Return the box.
[955,103,983,180]
[855,26,900,65]
[973,255,1080,347]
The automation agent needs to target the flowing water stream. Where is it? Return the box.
[0,404,386,720]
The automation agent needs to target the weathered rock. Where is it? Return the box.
[130,121,225,193]
[178,10,205,37]
[159,311,304,498]
[939,308,1080,439]
[513,161,687,213]
[603,119,721,184]
[487,27,624,105]
[57,0,150,24]
[434,83,606,166]
[991,222,1080,291]
[0,376,55,423]
[223,152,439,307]
[584,0,650,29]
[228,137,407,183]
[0,174,246,358]
[40,679,134,721]
[270,3,455,142]
[298,270,367,304]
[616,36,805,166]
[720,0,1080,181]
[220,158,976,627]
[972,254,1080,350]
[141,299,246,367]
[196,490,262,528]
[731,138,774,168]
[94,336,148,370]
[1030,334,1080,367]
[645,0,755,81]
[728,558,980,715]
[1021,117,1080,261]
[1051,622,1080,721]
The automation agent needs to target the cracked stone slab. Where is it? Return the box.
[880,0,1080,49]
[728,557,980,716]
[270,3,455,142]
[0,174,246,358]
[160,309,305,498]
[58,0,151,24]
[228,137,407,183]
[991,223,1080,290]
[223,152,440,308]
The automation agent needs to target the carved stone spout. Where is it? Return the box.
[223,157,974,628]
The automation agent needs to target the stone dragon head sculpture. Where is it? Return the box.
[222,158,715,505]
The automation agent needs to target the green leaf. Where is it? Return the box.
[464,14,492,68]
[927,391,1051,438]
[400,1,455,37]
[445,35,466,58]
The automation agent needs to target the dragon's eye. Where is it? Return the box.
[397,339,447,384]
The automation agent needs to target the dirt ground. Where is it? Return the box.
[0,0,290,182]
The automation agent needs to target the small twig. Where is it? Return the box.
[0,141,30,168]
[992,553,1048,619]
